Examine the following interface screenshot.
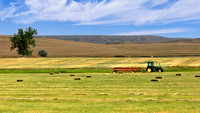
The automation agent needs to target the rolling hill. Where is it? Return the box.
[0,35,200,57]
[37,35,186,44]
[164,38,200,43]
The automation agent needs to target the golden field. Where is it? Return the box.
[0,57,200,69]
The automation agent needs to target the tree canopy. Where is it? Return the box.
[10,27,38,56]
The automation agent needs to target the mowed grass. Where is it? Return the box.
[0,72,200,112]
[0,57,200,69]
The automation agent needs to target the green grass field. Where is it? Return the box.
[1,72,200,113]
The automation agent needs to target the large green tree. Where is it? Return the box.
[10,27,38,56]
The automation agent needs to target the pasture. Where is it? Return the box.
[0,72,200,112]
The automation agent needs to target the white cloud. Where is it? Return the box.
[116,28,189,35]
[0,2,16,20]
[1,0,200,25]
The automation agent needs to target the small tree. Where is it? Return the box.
[10,27,38,56]
[38,50,48,57]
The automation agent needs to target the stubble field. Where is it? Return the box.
[0,72,200,112]
[0,57,200,69]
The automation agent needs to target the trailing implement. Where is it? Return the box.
[113,67,143,73]
[113,61,164,73]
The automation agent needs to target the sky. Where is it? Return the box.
[0,0,200,38]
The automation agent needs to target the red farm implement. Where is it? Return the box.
[112,61,164,73]
[113,67,144,73]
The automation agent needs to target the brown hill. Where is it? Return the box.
[0,35,200,57]
[0,35,17,57]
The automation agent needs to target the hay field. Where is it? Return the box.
[0,72,200,112]
[0,57,200,69]
[1,35,200,57]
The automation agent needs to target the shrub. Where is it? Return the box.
[38,50,48,57]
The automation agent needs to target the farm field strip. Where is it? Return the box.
[0,57,200,69]
[0,72,200,112]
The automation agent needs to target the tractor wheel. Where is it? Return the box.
[158,69,163,72]
[147,68,152,72]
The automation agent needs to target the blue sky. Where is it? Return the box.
[0,0,200,38]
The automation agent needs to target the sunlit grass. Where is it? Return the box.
[0,72,200,112]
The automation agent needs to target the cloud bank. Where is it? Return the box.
[0,0,200,26]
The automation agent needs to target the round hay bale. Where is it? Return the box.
[70,74,75,76]
[74,78,81,80]
[17,80,23,82]
[87,76,92,78]
[195,75,200,77]
[50,73,55,75]
[156,77,163,79]
[151,79,160,81]
[176,74,182,76]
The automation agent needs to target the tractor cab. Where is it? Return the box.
[146,61,163,72]
[148,61,154,67]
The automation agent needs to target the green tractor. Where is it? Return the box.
[146,61,163,72]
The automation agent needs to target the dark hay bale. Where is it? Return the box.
[151,79,160,81]
[87,76,92,78]
[55,72,60,74]
[53,98,58,100]
[156,77,163,79]
[17,80,23,82]
[75,93,87,95]
[74,78,81,80]
[70,74,75,76]
[50,73,55,75]
[176,74,182,76]
[195,75,200,77]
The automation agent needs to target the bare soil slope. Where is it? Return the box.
[0,35,200,57]
[0,35,18,57]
